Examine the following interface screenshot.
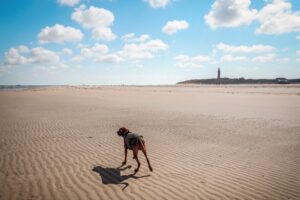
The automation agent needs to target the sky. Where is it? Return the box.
[0,0,300,85]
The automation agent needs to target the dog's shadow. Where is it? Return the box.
[92,165,150,190]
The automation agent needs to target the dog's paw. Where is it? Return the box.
[122,161,127,165]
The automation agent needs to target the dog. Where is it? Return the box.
[117,127,153,173]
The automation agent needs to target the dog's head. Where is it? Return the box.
[117,127,129,137]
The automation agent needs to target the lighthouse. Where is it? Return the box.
[217,67,221,84]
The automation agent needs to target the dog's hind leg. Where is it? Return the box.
[132,146,140,173]
[142,149,153,172]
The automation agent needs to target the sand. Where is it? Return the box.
[0,85,300,200]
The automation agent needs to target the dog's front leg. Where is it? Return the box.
[122,147,127,165]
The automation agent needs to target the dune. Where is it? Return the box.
[0,85,300,200]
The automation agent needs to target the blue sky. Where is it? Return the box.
[0,0,300,85]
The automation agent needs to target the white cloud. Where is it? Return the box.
[162,20,189,35]
[132,34,151,43]
[71,5,116,41]
[204,0,257,29]
[96,54,124,63]
[174,55,190,63]
[80,43,109,58]
[217,43,275,54]
[296,50,300,55]
[4,48,28,65]
[174,54,212,68]
[297,35,300,40]
[76,43,88,49]
[4,46,60,66]
[58,0,80,7]
[252,54,276,63]
[92,27,117,41]
[72,43,122,64]
[120,39,168,60]
[143,39,168,52]
[70,35,168,63]
[17,45,30,53]
[72,5,114,28]
[121,33,135,41]
[28,47,60,64]
[121,33,151,43]
[61,48,73,56]
[144,0,172,8]
[4,45,31,66]
[38,24,83,44]
[221,54,247,62]
[256,0,300,34]
[121,44,153,59]
[205,0,300,34]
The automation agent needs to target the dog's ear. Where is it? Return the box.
[117,127,129,136]
[121,127,129,133]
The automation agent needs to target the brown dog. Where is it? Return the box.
[117,127,153,173]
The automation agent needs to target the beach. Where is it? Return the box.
[0,85,300,200]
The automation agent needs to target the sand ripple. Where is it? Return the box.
[1,86,300,200]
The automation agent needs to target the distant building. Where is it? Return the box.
[276,77,289,84]
[217,67,221,84]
